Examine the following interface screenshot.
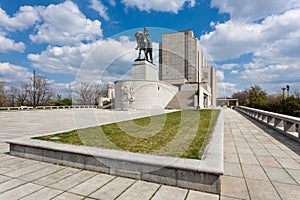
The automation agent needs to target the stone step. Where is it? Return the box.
[165,91,195,109]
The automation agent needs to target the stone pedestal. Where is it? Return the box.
[132,60,158,81]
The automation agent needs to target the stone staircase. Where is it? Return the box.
[165,90,195,109]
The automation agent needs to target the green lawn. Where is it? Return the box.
[35,109,220,159]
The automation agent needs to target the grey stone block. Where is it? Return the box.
[110,168,141,179]
[142,167,176,186]
[85,156,110,173]
[62,152,85,169]
[42,149,63,164]
[24,146,44,161]
[176,170,220,194]
[10,144,25,157]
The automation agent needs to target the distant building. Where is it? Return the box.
[159,30,216,109]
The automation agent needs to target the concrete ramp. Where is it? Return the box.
[165,91,195,109]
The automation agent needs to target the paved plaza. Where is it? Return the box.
[0,108,299,199]
[223,108,300,200]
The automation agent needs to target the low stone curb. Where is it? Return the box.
[6,109,224,194]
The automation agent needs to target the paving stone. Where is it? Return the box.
[50,170,96,191]
[268,149,291,158]
[224,153,239,163]
[221,176,249,200]
[285,150,300,159]
[224,146,237,154]
[224,162,243,177]
[186,190,219,200]
[0,156,24,167]
[256,155,282,168]
[0,174,11,184]
[248,142,265,149]
[19,164,65,182]
[0,178,25,193]
[263,144,281,150]
[4,162,48,178]
[235,141,250,148]
[220,196,243,200]
[0,159,35,174]
[69,173,114,196]
[152,185,188,200]
[0,182,43,199]
[236,147,253,155]
[286,169,300,184]
[251,148,271,156]
[274,182,300,200]
[264,167,296,184]
[90,176,135,199]
[242,164,268,181]
[116,180,160,200]
[34,167,79,186]
[52,192,84,200]
[246,179,281,200]
[224,141,235,147]
[277,157,300,170]
[239,154,260,165]
[20,187,63,200]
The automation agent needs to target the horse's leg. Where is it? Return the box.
[145,49,149,61]
[149,49,153,63]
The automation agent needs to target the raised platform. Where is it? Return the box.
[132,59,158,81]
[6,109,224,194]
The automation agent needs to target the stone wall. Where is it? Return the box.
[114,80,178,110]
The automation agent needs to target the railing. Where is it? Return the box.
[235,106,300,142]
[0,105,100,111]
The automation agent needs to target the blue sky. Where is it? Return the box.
[0,0,300,97]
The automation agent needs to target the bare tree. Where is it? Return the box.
[73,82,96,105]
[25,75,54,107]
[0,82,6,106]
[6,86,18,107]
[72,82,113,105]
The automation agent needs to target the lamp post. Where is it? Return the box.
[33,69,36,108]
[196,52,200,110]
[286,85,290,97]
[281,87,286,112]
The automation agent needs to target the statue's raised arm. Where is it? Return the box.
[134,27,153,63]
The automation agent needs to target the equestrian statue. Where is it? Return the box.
[134,27,153,63]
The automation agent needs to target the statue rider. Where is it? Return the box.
[134,27,153,63]
[144,27,153,63]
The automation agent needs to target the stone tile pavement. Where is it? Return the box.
[0,109,219,200]
[1,108,300,199]
[222,108,300,200]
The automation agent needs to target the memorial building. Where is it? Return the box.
[114,29,216,110]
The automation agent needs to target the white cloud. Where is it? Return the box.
[200,20,262,60]
[121,0,196,13]
[29,1,102,45]
[28,42,99,75]
[200,8,300,62]
[28,37,137,77]
[211,0,300,22]
[108,0,116,6]
[90,0,109,21]
[0,6,39,31]
[217,81,238,97]
[0,33,25,53]
[240,64,300,84]
[216,70,224,81]
[230,70,238,74]
[0,63,31,84]
[220,63,239,70]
